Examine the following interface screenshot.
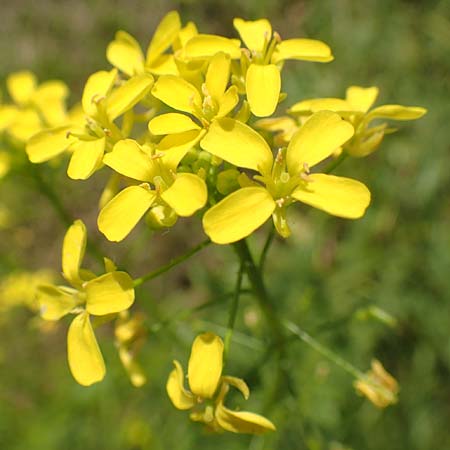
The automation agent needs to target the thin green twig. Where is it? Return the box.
[133,239,211,287]
[259,225,275,272]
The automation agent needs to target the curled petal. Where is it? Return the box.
[233,18,272,53]
[37,285,77,321]
[184,34,241,60]
[366,104,427,121]
[26,126,72,163]
[67,312,106,386]
[287,111,354,174]
[98,185,156,242]
[106,30,145,76]
[246,64,281,117]
[85,271,135,316]
[188,332,224,399]
[82,69,117,117]
[203,187,275,245]
[166,360,195,410]
[62,220,87,287]
[292,173,371,219]
[205,52,230,101]
[271,38,333,64]
[161,173,207,217]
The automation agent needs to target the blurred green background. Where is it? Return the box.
[1,0,449,449]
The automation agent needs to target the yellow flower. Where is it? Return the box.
[201,111,370,244]
[26,69,153,180]
[0,71,70,143]
[97,139,207,241]
[289,85,427,157]
[107,11,182,77]
[233,18,333,117]
[166,332,275,434]
[354,359,399,408]
[36,220,135,385]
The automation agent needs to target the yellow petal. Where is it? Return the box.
[157,129,205,171]
[161,173,207,216]
[217,86,239,118]
[67,312,106,386]
[85,271,135,315]
[173,21,198,50]
[67,137,105,180]
[346,86,379,113]
[215,402,276,434]
[289,98,351,115]
[147,54,179,75]
[166,360,195,410]
[188,332,224,399]
[271,38,333,64]
[233,18,272,53]
[148,113,200,135]
[0,105,18,131]
[107,73,154,121]
[184,34,241,60]
[292,173,371,219]
[246,64,281,117]
[367,104,427,121]
[203,187,275,244]
[37,285,77,320]
[287,111,354,174]
[98,184,156,242]
[26,126,72,163]
[8,109,42,142]
[62,219,87,286]
[221,376,250,399]
[146,11,181,65]
[106,30,145,76]
[82,69,117,117]
[103,139,157,181]
[32,81,69,126]
[151,75,201,116]
[200,118,273,173]
[205,52,230,100]
[7,71,37,105]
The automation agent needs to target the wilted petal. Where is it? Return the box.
[233,18,271,53]
[188,332,224,399]
[26,126,72,163]
[152,75,201,115]
[67,312,106,386]
[203,187,275,244]
[166,360,195,410]
[272,39,333,64]
[216,403,276,434]
[200,118,273,173]
[62,219,87,286]
[287,111,354,174]
[146,11,181,65]
[184,34,241,60]
[346,86,379,113]
[161,173,207,216]
[107,74,154,121]
[106,31,145,76]
[148,113,200,135]
[246,64,281,117]
[103,139,157,181]
[85,271,135,315]
[67,137,105,180]
[98,184,156,242]
[292,173,370,219]
[37,285,77,320]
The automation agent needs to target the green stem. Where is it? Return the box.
[284,320,364,379]
[224,261,245,360]
[133,239,211,287]
[323,151,348,174]
[259,225,275,272]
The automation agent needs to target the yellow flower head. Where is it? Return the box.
[166,332,275,434]
[36,220,135,385]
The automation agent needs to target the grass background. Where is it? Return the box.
[0,0,449,449]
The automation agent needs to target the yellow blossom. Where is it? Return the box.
[166,332,275,434]
[201,111,370,243]
[36,220,135,385]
